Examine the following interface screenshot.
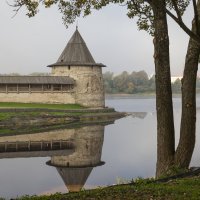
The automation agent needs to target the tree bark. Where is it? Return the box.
[175,1,200,168]
[152,1,175,178]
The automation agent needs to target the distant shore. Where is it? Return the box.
[106,93,200,98]
[105,93,155,98]
[105,93,186,99]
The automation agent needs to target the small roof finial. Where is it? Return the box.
[76,21,78,30]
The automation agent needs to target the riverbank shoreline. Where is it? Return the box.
[105,93,189,99]
[0,106,127,136]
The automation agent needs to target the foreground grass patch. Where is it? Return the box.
[9,177,200,200]
[0,102,84,110]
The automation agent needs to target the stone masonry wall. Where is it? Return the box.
[0,92,75,104]
[52,66,105,107]
[0,129,74,142]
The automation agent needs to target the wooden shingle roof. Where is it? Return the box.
[0,76,75,84]
[48,29,106,68]
[56,167,93,192]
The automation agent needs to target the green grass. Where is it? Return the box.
[0,107,122,136]
[9,177,200,200]
[0,112,14,120]
[0,102,84,109]
[0,111,51,121]
[0,128,12,134]
[0,111,117,135]
[0,111,81,134]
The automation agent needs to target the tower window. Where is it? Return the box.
[68,66,71,70]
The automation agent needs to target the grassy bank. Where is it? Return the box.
[9,177,200,200]
[0,104,125,135]
[0,102,84,109]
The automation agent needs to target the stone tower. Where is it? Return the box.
[48,28,106,107]
[47,125,105,192]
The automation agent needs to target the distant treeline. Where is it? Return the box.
[0,72,50,76]
[2,71,200,94]
[103,71,200,94]
[103,71,154,94]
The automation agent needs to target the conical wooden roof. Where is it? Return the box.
[56,167,93,192]
[48,29,105,67]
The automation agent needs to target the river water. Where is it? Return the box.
[1,96,200,198]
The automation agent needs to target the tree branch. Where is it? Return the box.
[171,0,183,22]
[6,0,23,18]
[131,1,146,15]
[166,8,200,44]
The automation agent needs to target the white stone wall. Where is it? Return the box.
[52,66,105,107]
[0,92,75,104]
[0,129,74,142]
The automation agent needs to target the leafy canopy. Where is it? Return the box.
[11,0,190,35]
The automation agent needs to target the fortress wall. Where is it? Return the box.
[0,92,75,104]
[52,66,105,107]
[0,66,105,107]
[0,129,75,142]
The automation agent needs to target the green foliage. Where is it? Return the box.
[127,1,154,35]
[11,0,190,34]
[172,78,182,93]
[133,177,155,185]
[103,71,114,93]
[166,0,191,15]
[12,0,39,17]
[103,70,151,94]
[103,72,200,94]
[173,77,200,94]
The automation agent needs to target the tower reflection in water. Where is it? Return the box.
[0,124,106,193]
[47,125,105,192]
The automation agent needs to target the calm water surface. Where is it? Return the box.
[1,96,200,198]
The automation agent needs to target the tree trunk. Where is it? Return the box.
[175,1,200,168]
[152,1,175,178]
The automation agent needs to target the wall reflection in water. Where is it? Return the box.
[0,124,106,193]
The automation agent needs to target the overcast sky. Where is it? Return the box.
[0,1,196,76]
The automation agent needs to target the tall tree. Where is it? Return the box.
[175,0,200,169]
[150,0,175,177]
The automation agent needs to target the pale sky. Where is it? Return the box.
[0,1,195,76]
